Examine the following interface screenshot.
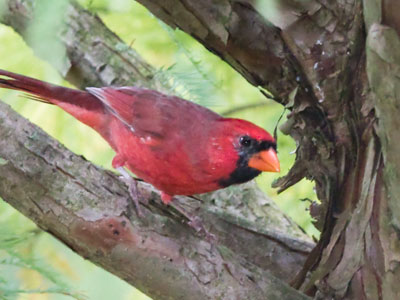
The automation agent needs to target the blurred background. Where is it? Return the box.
[0,0,318,299]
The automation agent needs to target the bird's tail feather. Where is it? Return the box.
[0,69,107,129]
[0,69,75,104]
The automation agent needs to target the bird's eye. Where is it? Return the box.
[239,136,252,147]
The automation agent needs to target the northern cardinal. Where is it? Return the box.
[0,69,279,225]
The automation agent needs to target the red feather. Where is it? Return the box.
[0,69,279,204]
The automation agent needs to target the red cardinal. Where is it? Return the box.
[0,69,279,220]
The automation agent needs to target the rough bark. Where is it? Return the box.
[0,0,313,299]
[135,0,400,299]
[134,0,300,102]
[0,100,310,300]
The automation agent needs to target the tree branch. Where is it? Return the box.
[1,0,155,90]
[0,100,311,300]
[220,101,272,116]
[0,0,313,298]
[135,0,301,102]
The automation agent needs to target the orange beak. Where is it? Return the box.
[248,149,280,172]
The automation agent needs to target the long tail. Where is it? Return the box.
[0,69,107,130]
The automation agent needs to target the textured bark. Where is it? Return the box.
[1,0,155,90]
[135,0,400,299]
[135,0,300,102]
[0,0,313,299]
[0,100,310,300]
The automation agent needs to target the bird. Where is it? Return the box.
[0,69,280,233]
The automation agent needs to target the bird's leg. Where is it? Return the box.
[162,192,216,243]
[116,167,143,217]
[112,155,144,217]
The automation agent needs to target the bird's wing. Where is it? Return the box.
[86,86,219,142]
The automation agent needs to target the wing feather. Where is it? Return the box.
[86,86,220,142]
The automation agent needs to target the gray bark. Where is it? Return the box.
[0,100,310,300]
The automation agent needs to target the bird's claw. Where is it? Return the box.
[169,201,217,245]
[188,216,217,244]
[124,180,143,217]
[117,167,145,217]
[187,215,203,232]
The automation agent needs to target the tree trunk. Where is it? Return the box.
[135,0,400,299]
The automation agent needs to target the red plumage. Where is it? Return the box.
[0,69,279,208]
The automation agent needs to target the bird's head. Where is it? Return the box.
[215,118,280,187]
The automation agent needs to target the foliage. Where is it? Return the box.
[0,0,318,299]
[0,211,84,300]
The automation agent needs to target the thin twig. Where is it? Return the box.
[221,101,272,116]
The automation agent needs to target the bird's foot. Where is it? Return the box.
[170,201,216,243]
[187,215,217,244]
[116,167,144,217]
